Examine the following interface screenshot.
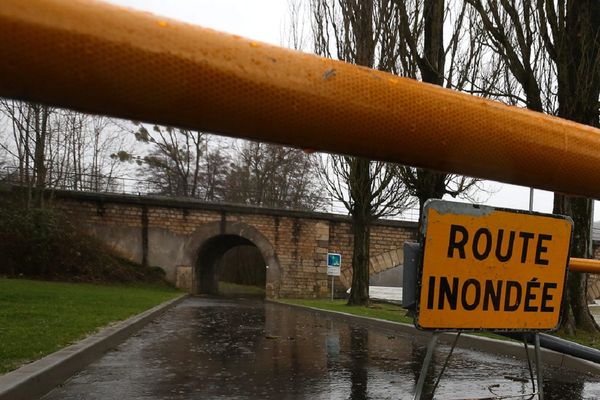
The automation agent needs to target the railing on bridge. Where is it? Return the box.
[0,166,422,221]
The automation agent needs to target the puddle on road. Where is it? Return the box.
[43,297,600,400]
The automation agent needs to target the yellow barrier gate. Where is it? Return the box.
[3,0,600,200]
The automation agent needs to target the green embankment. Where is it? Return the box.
[0,207,169,284]
[277,299,600,350]
[0,278,180,374]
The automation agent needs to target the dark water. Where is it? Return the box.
[42,298,600,399]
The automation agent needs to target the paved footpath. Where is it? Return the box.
[42,297,600,400]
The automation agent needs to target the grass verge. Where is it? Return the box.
[0,278,180,374]
[554,330,600,351]
[277,299,600,351]
[276,298,413,324]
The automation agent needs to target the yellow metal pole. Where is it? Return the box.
[569,258,600,274]
[2,0,600,199]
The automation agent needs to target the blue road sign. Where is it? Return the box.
[327,253,341,276]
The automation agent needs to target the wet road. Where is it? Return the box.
[43,298,600,400]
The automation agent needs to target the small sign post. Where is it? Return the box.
[327,253,341,301]
[412,200,573,400]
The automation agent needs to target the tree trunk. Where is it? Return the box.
[421,0,445,86]
[344,0,375,306]
[33,105,48,208]
[414,0,448,230]
[553,0,600,333]
[555,195,598,333]
[415,168,448,231]
[348,214,371,306]
[348,157,372,306]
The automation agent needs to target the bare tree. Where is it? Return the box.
[121,124,205,198]
[225,141,325,210]
[119,122,322,206]
[319,155,412,218]
[87,116,128,192]
[117,124,322,208]
[0,100,52,207]
[1,99,130,199]
[464,0,549,112]
[394,0,483,223]
[0,100,35,187]
[202,138,230,202]
[540,0,600,333]
[466,0,600,333]
[311,0,414,305]
[284,0,310,51]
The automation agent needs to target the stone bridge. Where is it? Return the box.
[51,190,417,298]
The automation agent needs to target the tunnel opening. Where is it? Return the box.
[196,234,267,297]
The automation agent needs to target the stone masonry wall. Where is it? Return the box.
[52,191,417,298]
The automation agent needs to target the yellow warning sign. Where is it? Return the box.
[417,200,572,331]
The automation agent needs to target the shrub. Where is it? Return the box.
[0,206,168,284]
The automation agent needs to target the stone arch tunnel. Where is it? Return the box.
[187,221,282,297]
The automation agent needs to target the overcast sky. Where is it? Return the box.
[103,0,598,220]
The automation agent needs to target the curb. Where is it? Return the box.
[0,294,188,400]
[273,301,600,376]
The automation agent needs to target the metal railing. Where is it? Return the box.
[0,166,421,221]
[1,166,154,195]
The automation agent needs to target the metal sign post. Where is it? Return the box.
[331,276,335,301]
[535,333,544,399]
[327,253,341,300]
[413,332,439,400]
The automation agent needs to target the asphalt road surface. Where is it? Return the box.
[42,297,600,400]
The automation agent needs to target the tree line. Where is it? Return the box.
[0,107,326,212]
[0,100,127,208]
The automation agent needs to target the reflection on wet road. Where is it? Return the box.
[43,298,600,399]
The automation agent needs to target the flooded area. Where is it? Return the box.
[43,297,600,400]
